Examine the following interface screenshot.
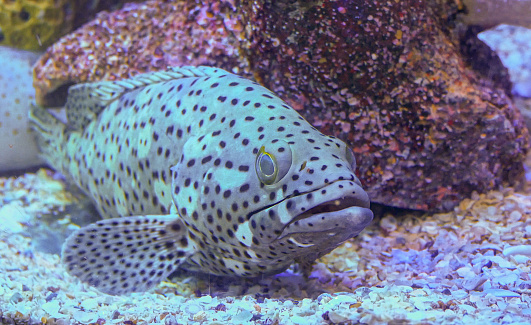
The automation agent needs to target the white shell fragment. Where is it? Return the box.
[484,289,521,298]
[503,245,531,257]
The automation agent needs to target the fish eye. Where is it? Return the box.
[345,144,356,171]
[255,140,292,185]
[256,147,277,184]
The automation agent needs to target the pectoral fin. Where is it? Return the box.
[61,214,195,295]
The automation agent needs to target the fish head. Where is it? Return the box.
[171,124,373,276]
[246,134,373,271]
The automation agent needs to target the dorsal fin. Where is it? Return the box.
[65,66,229,130]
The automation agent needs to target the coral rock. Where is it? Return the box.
[33,0,529,211]
[33,1,244,106]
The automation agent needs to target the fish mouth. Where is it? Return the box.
[285,194,369,227]
[276,179,373,240]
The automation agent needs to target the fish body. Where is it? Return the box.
[29,66,373,295]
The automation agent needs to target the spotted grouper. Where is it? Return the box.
[29,66,373,295]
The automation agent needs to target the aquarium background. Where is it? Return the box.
[1,0,531,324]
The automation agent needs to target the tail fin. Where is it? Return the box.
[28,105,67,169]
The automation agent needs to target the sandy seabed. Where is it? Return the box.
[1,165,531,325]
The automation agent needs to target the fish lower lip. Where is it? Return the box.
[275,179,373,240]
[279,205,374,239]
[286,194,370,227]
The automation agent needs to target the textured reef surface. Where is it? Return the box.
[33,0,529,212]
[2,166,531,324]
[460,0,531,27]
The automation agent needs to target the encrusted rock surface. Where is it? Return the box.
[33,0,529,211]
[33,1,245,106]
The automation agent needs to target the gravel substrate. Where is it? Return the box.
[1,168,531,324]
